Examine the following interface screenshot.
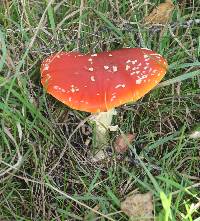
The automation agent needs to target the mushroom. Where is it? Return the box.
[41,48,168,148]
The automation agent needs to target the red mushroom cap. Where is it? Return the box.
[41,48,168,113]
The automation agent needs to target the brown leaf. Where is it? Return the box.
[114,133,136,153]
[121,192,153,221]
[143,0,174,26]
[90,150,108,162]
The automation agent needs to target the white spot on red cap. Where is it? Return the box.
[104,65,109,70]
[132,67,139,71]
[141,48,151,51]
[91,54,97,57]
[90,76,95,81]
[53,85,66,93]
[108,53,112,56]
[132,60,137,64]
[70,85,79,93]
[88,67,94,71]
[150,53,160,56]
[71,88,75,93]
[115,84,125,88]
[136,79,142,84]
[43,64,49,71]
[113,66,118,72]
[126,65,130,70]
[111,95,117,101]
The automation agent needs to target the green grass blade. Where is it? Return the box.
[160,191,172,221]
[46,0,56,32]
[169,62,200,70]
[94,9,123,38]
[158,70,200,88]
[0,29,7,71]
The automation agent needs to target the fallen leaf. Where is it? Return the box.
[90,150,107,162]
[121,192,153,221]
[114,133,136,153]
[143,0,174,26]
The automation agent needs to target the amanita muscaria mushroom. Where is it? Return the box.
[41,48,168,148]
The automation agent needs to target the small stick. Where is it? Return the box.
[77,0,85,51]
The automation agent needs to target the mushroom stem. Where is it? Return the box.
[91,108,117,149]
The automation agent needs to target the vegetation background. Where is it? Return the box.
[0,0,200,220]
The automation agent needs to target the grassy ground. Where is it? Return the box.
[0,0,200,220]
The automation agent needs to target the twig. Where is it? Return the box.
[77,0,85,51]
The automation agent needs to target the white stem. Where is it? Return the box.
[90,109,117,148]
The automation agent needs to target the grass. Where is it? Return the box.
[0,0,200,220]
